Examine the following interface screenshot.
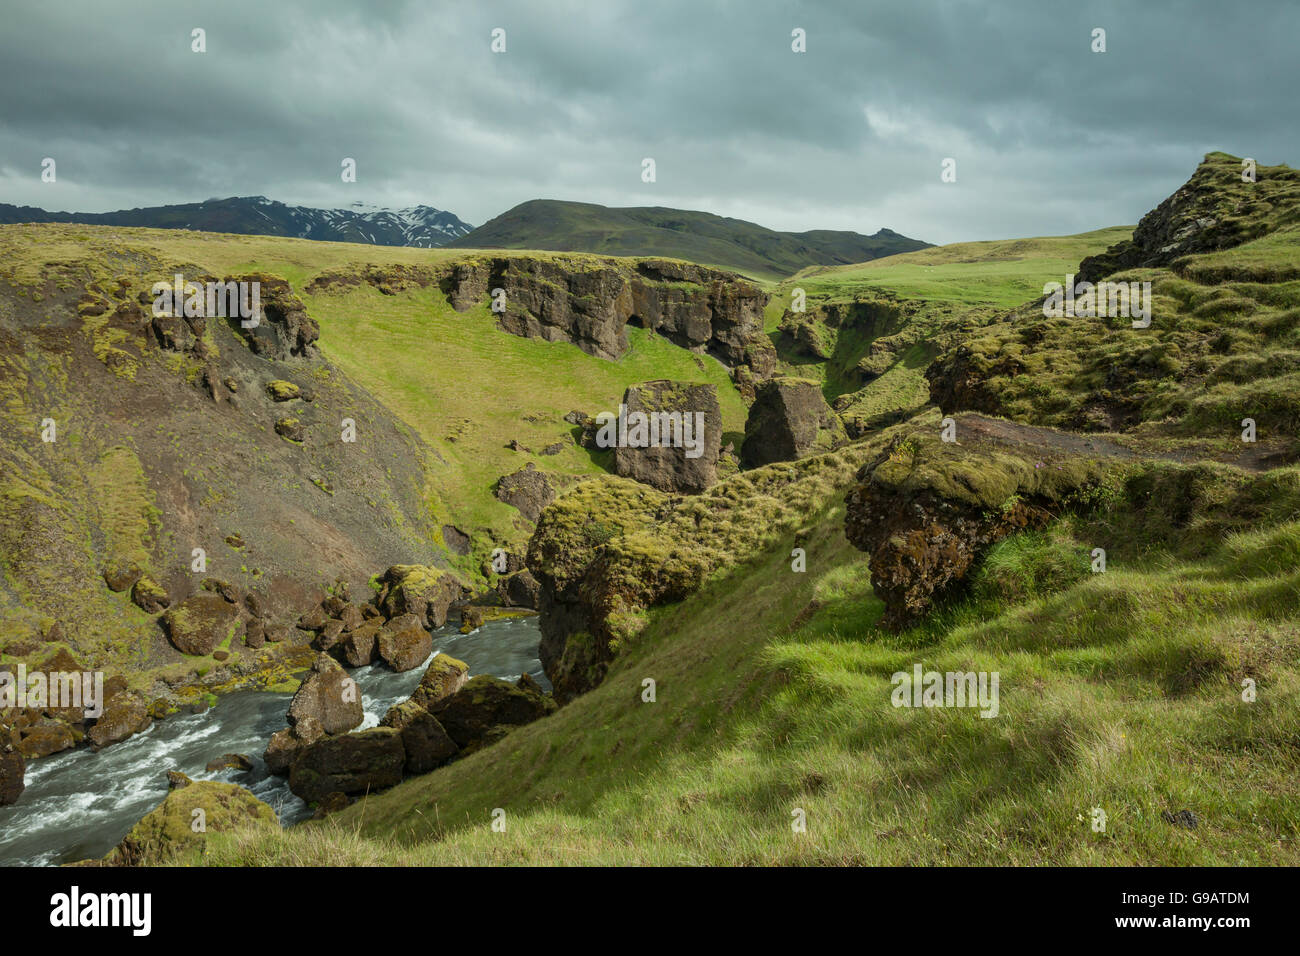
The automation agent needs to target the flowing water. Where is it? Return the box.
[0,615,547,866]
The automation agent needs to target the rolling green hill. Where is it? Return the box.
[449,199,931,281]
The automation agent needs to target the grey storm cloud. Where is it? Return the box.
[0,0,1296,244]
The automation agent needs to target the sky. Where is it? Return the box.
[1,0,1296,245]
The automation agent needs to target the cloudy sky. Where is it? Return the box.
[1,0,1296,245]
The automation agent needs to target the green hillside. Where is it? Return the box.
[450,199,931,281]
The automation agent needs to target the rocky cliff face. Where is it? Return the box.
[443,254,776,377]
[0,228,454,711]
[1077,152,1300,283]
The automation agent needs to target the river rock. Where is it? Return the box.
[288,727,406,802]
[264,715,325,775]
[428,674,556,752]
[376,613,431,672]
[611,380,722,494]
[287,653,363,735]
[380,700,459,773]
[86,692,152,750]
[740,376,846,468]
[337,620,381,667]
[376,565,463,629]
[0,744,23,805]
[162,593,239,656]
[497,569,541,609]
[16,718,79,759]
[407,654,470,711]
[205,753,254,773]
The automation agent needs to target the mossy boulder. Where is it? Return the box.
[265,380,301,402]
[337,620,382,667]
[495,463,557,523]
[264,715,324,776]
[377,565,464,629]
[611,380,723,494]
[101,559,142,593]
[288,726,406,802]
[428,674,556,752]
[407,653,470,711]
[86,692,152,750]
[380,700,459,773]
[287,653,363,735]
[275,417,305,442]
[106,780,277,865]
[161,594,238,656]
[376,613,432,672]
[844,417,1121,628]
[130,574,169,613]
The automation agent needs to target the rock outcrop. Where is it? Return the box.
[443,255,775,375]
[610,380,723,494]
[844,417,1117,628]
[740,376,846,467]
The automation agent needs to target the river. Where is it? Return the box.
[0,615,547,866]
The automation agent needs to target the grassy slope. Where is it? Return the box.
[784,226,1136,311]
[55,228,750,576]
[299,285,748,564]
[760,227,1132,431]
[450,199,930,283]
[205,450,1300,864]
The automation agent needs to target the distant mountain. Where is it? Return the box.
[0,196,472,248]
[448,199,931,279]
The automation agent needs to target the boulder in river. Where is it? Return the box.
[264,715,325,776]
[407,653,470,711]
[86,692,152,750]
[376,565,464,629]
[288,727,406,802]
[380,700,459,774]
[287,653,363,735]
[0,744,23,806]
[428,674,556,752]
[376,613,432,672]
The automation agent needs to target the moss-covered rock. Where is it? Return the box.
[106,780,277,865]
[288,726,406,802]
[265,379,301,402]
[427,674,556,752]
[161,594,238,656]
[407,653,469,711]
[376,564,464,629]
